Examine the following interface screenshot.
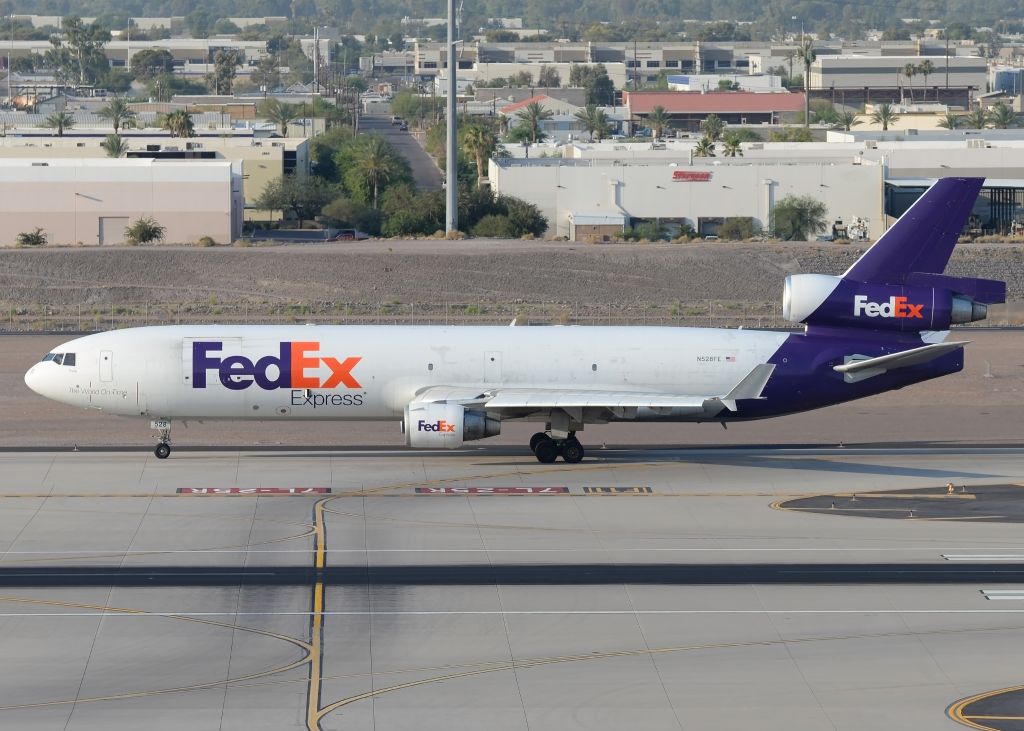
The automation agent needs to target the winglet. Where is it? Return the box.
[720,363,775,411]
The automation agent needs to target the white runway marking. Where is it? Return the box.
[4,547,1024,555]
[981,590,1024,600]
[945,555,1024,561]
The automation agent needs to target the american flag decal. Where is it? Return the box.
[725,355,736,362]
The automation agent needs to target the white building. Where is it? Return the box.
[0,158,241,245]
[808,55,987,93]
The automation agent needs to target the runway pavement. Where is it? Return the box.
[1,446,1023,730]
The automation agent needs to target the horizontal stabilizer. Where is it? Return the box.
[833,341,967,383]
[905,273,1006,304]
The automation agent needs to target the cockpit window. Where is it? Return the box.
[52,353,64,365]
[63,353,76,367]
[41,353,56,362]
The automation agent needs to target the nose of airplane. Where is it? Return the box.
[24,363,41,395]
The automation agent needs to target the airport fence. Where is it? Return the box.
[2,300,1019,333]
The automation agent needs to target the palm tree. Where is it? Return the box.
[572,104,611,141]
[699,113,725,141]
[514,101,553,144]
[101,134,128,157]
[918,59,935,100]
[462,123,500,184]
[354,136,402,209]
[869,103,899,131]
[965,107,990,129]
[836,111,861,131]
[988,102,1019,129]
[795,39,816,128]
[721,133,743,157]
[693,136,716,157]
[97,96,136,134]
[646,105,670,140]
[902,63,917,103]
[937,112,961,130]
[262,98,298,137]
[159,109,195,138]
[42,110,75,136]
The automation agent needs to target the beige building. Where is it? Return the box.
[0,135,308,220]
[0,158,241,245]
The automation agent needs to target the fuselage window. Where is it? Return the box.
[63,353,76,366]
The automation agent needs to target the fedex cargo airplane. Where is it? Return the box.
[24,178,1004,463]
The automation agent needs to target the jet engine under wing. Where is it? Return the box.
[833,341,968,383]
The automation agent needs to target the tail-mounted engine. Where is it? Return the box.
[403,402,501,449]
[783,273,1002,332]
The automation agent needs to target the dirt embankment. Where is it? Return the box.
[1,240,1022,309]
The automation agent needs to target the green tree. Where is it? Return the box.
[125,216,166,245]
[508,70,533,87]
[869,103,899,131]
[902,62,917,103]
[345,135,407,209]
[514,101,554,143]
[256,175,335,228]
[251,55,281,93]
[918,59,935,100]
[645,105,670,140]
[159,109,195,138]
[101,134,128,157]
[537,65,560,87]
[321,197,381,235]
[462,123,501,184]
[42,110,74,136]
[795,40,816,127]
[718,217,759,240]
[771,195,827,241]
[721,132,743,157]
[965,107,990,129]
[50,16,110,87]
[699,113,725,141]
[573,104,611,141]
[130,49,173,79]
[988,102,1018,129]
[693,136,716,157]
[568,64,615,105]
[207,49,244,94]
[937,112,961,130]
[97,96,135,134]
[260,98,299,136]
[834,111,861,131]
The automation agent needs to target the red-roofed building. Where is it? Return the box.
[623,90,806,131]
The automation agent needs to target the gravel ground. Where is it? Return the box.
[2,240,1024,309]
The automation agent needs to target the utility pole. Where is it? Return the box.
[445,0,458,234]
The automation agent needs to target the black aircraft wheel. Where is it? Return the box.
[561,439,585,464]
[154,443,171,459]
[534,439,559,464]
[529,432,551,453]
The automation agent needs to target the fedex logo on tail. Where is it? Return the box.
[192,341,361,391]
[853,295,924,319]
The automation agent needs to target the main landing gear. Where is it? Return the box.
[529,432,585,464]
[152,419,172,459]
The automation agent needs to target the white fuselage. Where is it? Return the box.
[24,325,790,422]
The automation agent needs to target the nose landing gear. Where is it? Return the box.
[529,432,585,464]
[151,419,172,459]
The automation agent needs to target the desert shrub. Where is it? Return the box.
[124,216,166,245]
[16,228,47,246]
[718,217,760,240]
[472,214,517,238]
[196,235,217,247]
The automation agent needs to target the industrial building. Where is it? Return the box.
[0,158,241,245]
[489,133,1024,241]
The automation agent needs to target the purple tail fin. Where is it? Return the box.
[842,177,984,285]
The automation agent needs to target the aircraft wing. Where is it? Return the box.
[833,341,968,383]
[413,364,775,415]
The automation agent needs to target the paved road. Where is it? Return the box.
[360,112,444,190]
[2,447,1024,729]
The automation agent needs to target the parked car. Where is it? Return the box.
[391,116,404,126]
[330,229,370,241]
[399,122,409,131]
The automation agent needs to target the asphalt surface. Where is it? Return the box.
[2,446,1024,730]
[359,112,444,190]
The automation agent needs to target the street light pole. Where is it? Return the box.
[445,0,458,234]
